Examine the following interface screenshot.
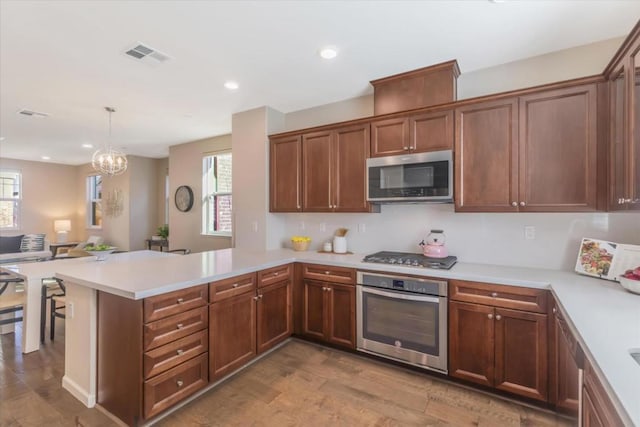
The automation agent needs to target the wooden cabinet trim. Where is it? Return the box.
[449,279,548,313]
[144,284,208,323]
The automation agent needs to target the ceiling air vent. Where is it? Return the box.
[17,109,49,118]
[124,43,171,63]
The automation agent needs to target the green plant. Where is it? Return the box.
[157,224,169,239]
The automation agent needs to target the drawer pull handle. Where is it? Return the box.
[487,313,493,320]
[176,323,184,329]
[176,349,184,356]
[511,202,517,207]
[495,314,502,321]
[177,297,184,304]
[324,271,330,275]
[176,380,184,388]
[274,272,279,276]
[490,292,498,298]
[552,307,557,314]
[232,283,239,288]
[258,294,263,299]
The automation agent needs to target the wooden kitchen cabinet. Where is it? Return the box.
[97,285,210,425]
[370,109,453,157]
[456,80,600,213]
[582,358,625,427]
[270,134,302,212]
[449,280,549,402]
[256,265,293,354]
[300,264,356,349]
[302,123,371,212]
[605,21,640,211]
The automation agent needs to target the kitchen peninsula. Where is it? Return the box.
[43,248,639,427]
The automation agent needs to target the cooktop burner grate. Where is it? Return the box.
[362,251,457,270]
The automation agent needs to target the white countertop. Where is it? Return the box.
[10,248,639,425]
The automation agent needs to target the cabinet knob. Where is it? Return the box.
[403,146,409,151]
[274,272,279,276]
[511,202,517,207]
[253,296,260,301]
[176,297,184,304]
[176,380,184,388]
[495,314,502,321]
[487,313,493,319]
[552,307,557,314]
[519,201,526,207]
[326,287,332,292]
[176,349,184,356]
[258,294,263,299]
[232,283,239,288]
[176,323,184,329]
[324,271,330,275]
[297,205,301,209]
[491,292,498,298]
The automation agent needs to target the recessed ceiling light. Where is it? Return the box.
[82,143,93,148]
[41,156,51,160]
[224,81,239,90]
[319,47,338,59]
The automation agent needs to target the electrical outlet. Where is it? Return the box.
[251,221,258,232]
[524,226,536,240]
[67,301,74,319]
[358,223,366,233]
[319,223,326,232]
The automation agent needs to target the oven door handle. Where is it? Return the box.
[360,286,441,303]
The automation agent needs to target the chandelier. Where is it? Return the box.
[92,107,128,176]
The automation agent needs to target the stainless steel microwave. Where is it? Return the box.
[366,150,453,203]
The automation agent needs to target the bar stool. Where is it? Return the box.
[0,274,25,327]
[40,278,65,342]
[50,284,66,340]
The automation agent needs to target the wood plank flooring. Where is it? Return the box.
[1,323,574,426]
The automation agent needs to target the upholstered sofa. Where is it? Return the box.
[0,234,52,264]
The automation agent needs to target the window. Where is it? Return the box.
[0,170,21,230]
[87,175,102,228]
[202,152,232,235]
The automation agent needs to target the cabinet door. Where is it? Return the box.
[326,283,356,349]
[609,69,628,211]
[519,84,597,211]
[494,308,548,401]
[449,301,494,387]
[256,280,292,354]
[555,315,580,413]
[209,292,256,380]
[582,388,606,427]
[302,130,333,211]
[270,135,302,212]
[455,98,519,212]
[370,117,410,157]
[631,52,640,210]
[409,109,453,152]
[333,124,370,212]
[302,280,327,341]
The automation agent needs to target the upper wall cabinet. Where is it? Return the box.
[302,124,372,212]
[605,21,640,211]
[270,135,302,212]
[456,81,600,213]
[370,109,454,157]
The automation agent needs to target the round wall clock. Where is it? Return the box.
[175,185,194,212]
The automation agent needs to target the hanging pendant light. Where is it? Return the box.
[92,107,128,176]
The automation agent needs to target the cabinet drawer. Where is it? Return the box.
[450,279,547,313]
[144,307,208,351]
[143,353,208,419]
[302,264,355,285]
[257,264,292,288]
[144,330,208,379]
[209,273,256,302]
[144,285,208,323]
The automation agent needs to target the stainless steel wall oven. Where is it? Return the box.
[356,271,447,373]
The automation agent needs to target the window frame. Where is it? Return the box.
[0,169,22,231]
[86,174,103,229]
[202,151,232,237]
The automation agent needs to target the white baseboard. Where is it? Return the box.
[62,375,96,408]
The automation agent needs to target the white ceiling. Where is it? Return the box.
[1,1,639,165]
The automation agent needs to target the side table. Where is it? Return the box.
[49,242,80,257]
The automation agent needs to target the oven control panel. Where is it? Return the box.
[357,272,447,297]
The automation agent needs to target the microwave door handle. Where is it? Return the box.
[361,286,440,303]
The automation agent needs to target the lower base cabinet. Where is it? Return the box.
[582,358,625,427]
[448,280,549,402]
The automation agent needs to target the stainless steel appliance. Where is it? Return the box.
[366,150,453,203]
[362,251,457,270]
[356,271,448,373]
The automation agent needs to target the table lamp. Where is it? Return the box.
[54,220,71,243]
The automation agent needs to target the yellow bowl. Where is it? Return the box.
[292,240,310,251]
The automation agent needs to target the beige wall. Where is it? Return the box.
[156,158,169,227]
[127,156,160,250]
[0,158,79,242]
[283,94,374,132]
[168,135,232,253]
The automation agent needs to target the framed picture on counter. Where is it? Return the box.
[575,237,640,281]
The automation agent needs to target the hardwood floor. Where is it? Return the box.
[1,323,574,426]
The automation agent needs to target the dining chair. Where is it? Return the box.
[40,277,65,342]
[0,273,25,327]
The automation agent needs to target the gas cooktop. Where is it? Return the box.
[362,251,457,270]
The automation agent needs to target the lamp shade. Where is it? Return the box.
[54,220,71,233]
